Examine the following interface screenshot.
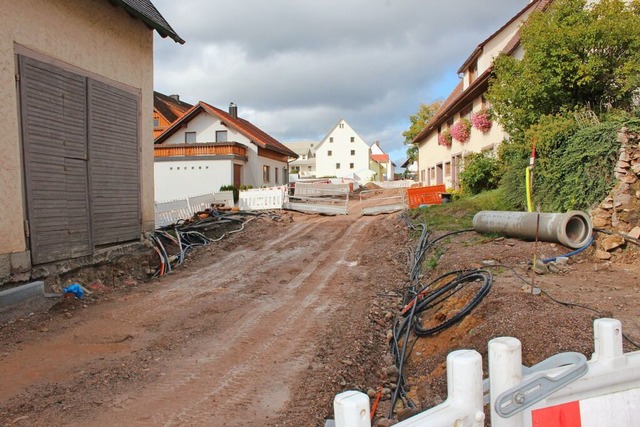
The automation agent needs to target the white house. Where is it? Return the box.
[370,141,396,181]
[414,0,550,189]
[154,102,298,202]
[0,0,182,282]
[314,119,373,180]
[285,141,317,178]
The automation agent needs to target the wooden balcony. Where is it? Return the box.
[154,142,247,158]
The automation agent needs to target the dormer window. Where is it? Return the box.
[469,60,477,84]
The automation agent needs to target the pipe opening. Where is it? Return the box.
[565,215,589,246]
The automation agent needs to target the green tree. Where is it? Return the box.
[402,101,442,162]
[487,0,640,140]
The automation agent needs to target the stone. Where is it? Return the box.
[618,130,629,144]
[632,163,640,174]
[592,216,610,228]
[601,201,614,210]
[374,419,397,427]
[628,226,640,240]
[367,389,377,398]
[601,235,625,251]
[621,174,638,184]
[533,259,548,275]
[595,249,612,260]
[619,151,631,162]
[397,407,420,421]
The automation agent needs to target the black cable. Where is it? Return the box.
[594,227,640,246]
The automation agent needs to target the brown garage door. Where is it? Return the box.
[19,55,141,264]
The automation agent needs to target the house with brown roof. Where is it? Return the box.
[370,141,395,181]
[414,0,550,189]
[0,0,182,284]
[154,91,193,138]
[154,102,298,202]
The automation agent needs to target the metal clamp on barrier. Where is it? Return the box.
[494,352,588,418]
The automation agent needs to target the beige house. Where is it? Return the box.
[414,0,550,189]
[0,0,182,284]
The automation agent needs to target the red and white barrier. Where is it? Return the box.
[333,319,640,426]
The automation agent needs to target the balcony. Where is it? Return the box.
[154,142,247,158]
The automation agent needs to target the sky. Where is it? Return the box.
[152,0,530,167]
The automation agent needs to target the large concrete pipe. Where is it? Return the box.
[472,210,592,249]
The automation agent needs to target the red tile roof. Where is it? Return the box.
[155,101,298,159]
[371,153,390,163]
[154,91,193,124]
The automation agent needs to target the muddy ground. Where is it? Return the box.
[0,193,639,426]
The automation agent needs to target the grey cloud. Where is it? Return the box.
[153,0,530,165]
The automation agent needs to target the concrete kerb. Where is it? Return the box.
[0,281,44,309]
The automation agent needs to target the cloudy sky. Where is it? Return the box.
[152,0,529,166]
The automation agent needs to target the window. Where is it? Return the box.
[421,170,426,182]
[350,137,355,142]
[460,104,473,120]
[275,167,279,184]
[263,165,270,182]
[469,61,477,83]
[350,163,354,169]
[185,131,196,143]
[307,166,312,170]
[330,137,334,143]
[216,130,227,142]
[336,163,341,169]
[153,118,159,127]
[328,150,332,156]
[339,123,344,129]
[445,162,451,176]
[350,150,355,156]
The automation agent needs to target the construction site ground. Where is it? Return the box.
[1,192,639,426]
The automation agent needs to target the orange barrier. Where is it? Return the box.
[406,184,446,208]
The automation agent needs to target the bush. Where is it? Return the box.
[460,152,500,195]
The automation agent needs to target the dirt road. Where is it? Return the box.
[2,194,639,426]
[0,207,407,426]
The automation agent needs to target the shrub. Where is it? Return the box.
[460,151,500,195]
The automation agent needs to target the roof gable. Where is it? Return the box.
[107,0,184,44]
[155,102,298,159]
[154,91,193,123]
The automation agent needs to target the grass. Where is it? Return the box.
[411,188,511,231]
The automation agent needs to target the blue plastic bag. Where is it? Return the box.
[63,284,84,299]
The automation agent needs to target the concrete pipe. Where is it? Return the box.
[472,210,592,249]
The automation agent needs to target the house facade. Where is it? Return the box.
[154,91,193,138]
[414,0,549,189]
[0,0,182,283]
[154,102,298,202]
[314,119,372,179]
[285,141,317,178]
[370,141,395,181]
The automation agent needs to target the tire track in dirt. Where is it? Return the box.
[82,215,376,426]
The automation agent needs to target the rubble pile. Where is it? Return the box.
[590,127,640,259]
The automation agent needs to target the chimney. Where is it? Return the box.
[169,94,180,101]
[229,102,238,119]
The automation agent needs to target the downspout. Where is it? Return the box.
[472,211,592,249]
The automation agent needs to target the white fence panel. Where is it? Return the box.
[376,180,415,189]
[154,199,191,228]
[238,186,286,211]
[188,191,234,212]
[294,182,351,196]
[334,350,485,427]
[490,318,640,427]
[333,318,640,427]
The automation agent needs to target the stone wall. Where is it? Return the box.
[590,127,640,259]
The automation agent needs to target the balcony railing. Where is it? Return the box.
[154,142,247,158]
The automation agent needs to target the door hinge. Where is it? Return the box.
[24,220,30,238]
[15,74,20,82]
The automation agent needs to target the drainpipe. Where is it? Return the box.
[472,211,592,249]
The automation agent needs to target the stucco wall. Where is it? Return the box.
[315,120,370,178]
[0,0,154,259]
[154,160,233,202]
[158,111,289,190]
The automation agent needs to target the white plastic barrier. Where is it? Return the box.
[155,191,235,227]
[490,318,640,427]
[294,182,351,196]
[376,180,415,189]
[360,189,407,216]
[333,319,640,427]
[188,191,234,212]
[238,186,287,211]
[334,350,485,427]
[154,199,191,227]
